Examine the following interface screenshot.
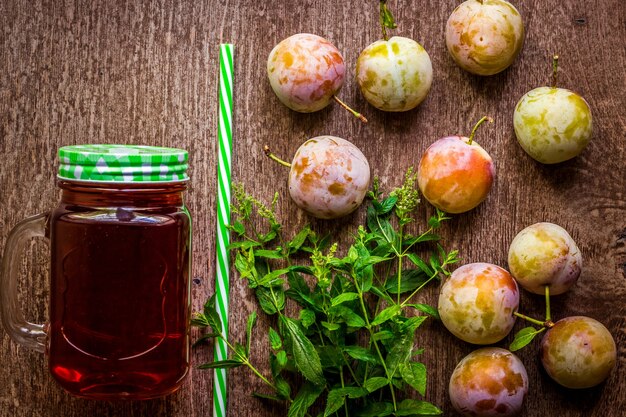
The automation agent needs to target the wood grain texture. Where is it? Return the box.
[0,0,624,416]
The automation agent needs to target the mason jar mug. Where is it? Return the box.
[0,145,192,400]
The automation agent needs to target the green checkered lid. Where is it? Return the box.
[58,144,189,183]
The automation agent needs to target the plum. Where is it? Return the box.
[508,222,582,295]
[267,33,366,121]
[541,316,616,389]
[417,117,494,214]
[446,0,524,76]
[514,89,592,164]
[438,263,519,344]
[513,55,592,164]
[356,36,433,112]
[449,347,528,417]
[356,1,433,112]
[266,136,370,219]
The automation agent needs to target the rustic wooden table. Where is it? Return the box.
[0,1,624,416]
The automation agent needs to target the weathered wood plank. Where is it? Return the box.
[0,0,624,416]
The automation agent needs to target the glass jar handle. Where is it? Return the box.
[0,213,49,352]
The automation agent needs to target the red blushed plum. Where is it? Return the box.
[267,33,345,113]
[418,136,495,214]
[541,316,616,389]
[449,348,529,417]
[438,263,519,344]
[288,136,370,219]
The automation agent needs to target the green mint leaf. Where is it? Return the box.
[281,316,326,386]
[356,401,394,416]
[202,295,224,335]
[324,388,346,416]
[253,249,284,259]
[364,377,389,393]
[401,316,428,333]
[325,387,369,416]
[427,215,441,229]
[377,195,398,214]
[233,343,247,361]
[429,253,441,273]
[288,382,324,417]
[228,240,261,250]
[321,321,341,331]
[246,311,257,355]
[386,329,417,376]
[370,285,394,303]
[396,399,442,416]
[399,362,427,396]
[510,326,544,352]
[330,292,359,307]
[190,313,209,328]
[371,305,402,326]
[276,350,288,367]
[270,352,284,377]
[407,253,435,276]
[288,225,311,253]
[407,303,440,320]
[198,359,243,369]
[384,269,428,294]
[290,265,315,275]
[268,327,282,350]
[234,250,257,285]
[373,330,394,341]
[252,392,283,402]
[299,309,316,328]
[343,345,379,364]
[317,346,343,368]
[258,267,295,287]
[330,305,366,329]
[230,221,246,236]
[273,374,291,400]
[192,332,219,347]
[255,285,285,315]
[403,232,440,246]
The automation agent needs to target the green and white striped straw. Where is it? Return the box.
[214,43,234,417]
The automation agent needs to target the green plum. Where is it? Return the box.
[446,0,524,76]
[508,222,581,295]
[541,316,616,389]
[514,86,592,164]
[356,36,433,112]
[438,263,519,345]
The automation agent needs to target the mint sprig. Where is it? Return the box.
[194,168,458,416]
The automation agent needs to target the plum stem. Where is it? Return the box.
[552,54,559,88]
[263,145,291,168]
[514,311,555,329]
[333,96,368,123]
[514,312,545,327]
[545,285,551,322]
[467,116,494,145]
